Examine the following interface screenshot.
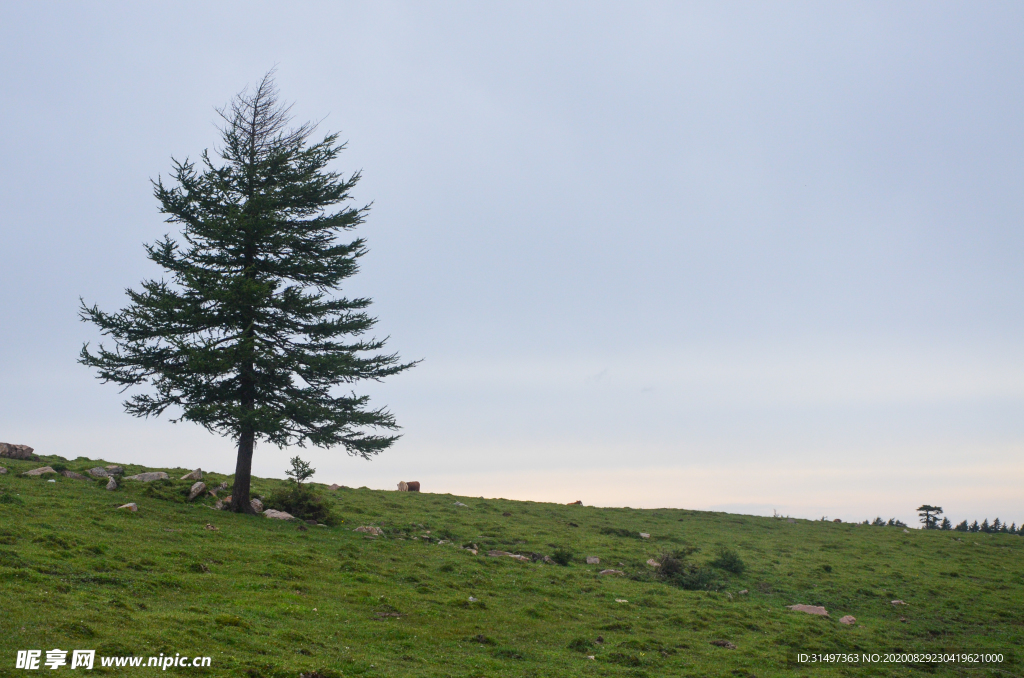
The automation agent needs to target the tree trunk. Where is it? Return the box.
[230,428,257,514]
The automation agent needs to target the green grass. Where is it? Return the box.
[1,455,1021,677]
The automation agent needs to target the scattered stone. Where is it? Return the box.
[354,525,383,535]
[502,511,512,517]
[105,465,124,475]
[218,481,229,490]
[327,484,341,491]
[468,596,478,602]
[839,615,856,625]
[453,501,468,507]
[595,636,604,644]
[738,589,749,595]
[223,496,232,504]
[22,466,56,476]
[586,556,600,565]
[639,532,650,539]
[903,529,910,534]
[899,616,907,623]
[710,640,737,649]
[598,569,624,576]
[567,500,582,505]
[787,518,796,523]
[47,479,56,483]
[0,443,35,460]
[487,549,512,557]
[105,477,117,491]
[615,598,629,603]
[646,558,661,568]
[891,600,906,606]
[0,467,6,474]
[180,469,202,481]
[123,472,169,482]
[250,498,264,513]
[543,555,554,564]
[786,605,829,616]
[212,500,225,510]
[187,482,207,501]
[87,467,112,478]
[61,470,88,480]
[264,509,295,520]
[117,503,138,512]
[587,655,595,660]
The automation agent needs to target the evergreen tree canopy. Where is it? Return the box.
[917,504,943,529]
[79,73,416,512]
[954,520,969,532]
[939,517,952,530]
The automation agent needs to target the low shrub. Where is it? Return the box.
[265,484,335,525]
[709,547,746,574]
[550,547,573,566]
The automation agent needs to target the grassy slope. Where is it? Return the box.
[0,455,1021,678]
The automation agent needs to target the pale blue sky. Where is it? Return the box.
[2,2,1022,524]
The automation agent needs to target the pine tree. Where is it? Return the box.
[1009,523,1018,535]
[992,518,1002,532]
[980,519,990,533]
[871,517,886,526]
[80,73,416,513]
[969,520,979,532]
[954,520,968,532]
[917,505,943,529]
[939,517,952,530]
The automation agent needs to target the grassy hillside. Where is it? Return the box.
[1,455,1021,677]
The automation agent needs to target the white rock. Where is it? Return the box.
[123,472,169,482]
[263,509,294,520]
[586,556,600,564]
[646,558,661,567]
[354,525,383,535]
[0,467,6,474]
[117,503,138,512]
[639,532,650,539]
[22,466,56,476]
[47,479,55,483]
[250,498,264,512]
[180,468,203,481]
[105,477,117,491]
[187,482,207,501]
[453,501,468,507]
[599,569,625,576]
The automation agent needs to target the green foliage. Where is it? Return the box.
[265,484,334,525]
[286,456,315,485]
[550,547,573,566]
[78,72,416,510]
[709,547,745,574]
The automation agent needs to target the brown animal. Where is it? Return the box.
[397,481,420,492]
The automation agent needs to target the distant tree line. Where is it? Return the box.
[860,505,1021,534]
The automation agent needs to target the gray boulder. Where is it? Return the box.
[187,482,207,501]
[105,465,124,475]
[61,470,89,480]
[87,467,112,478]
[22,466,56,476]
[180,469,203,481]
[264,509,294,520]
[123,472,169,482]
[105,477,117,491]
[586,556,600,564]
[0,467,7,474]
[250,498,264,512]
[0,443,35,460]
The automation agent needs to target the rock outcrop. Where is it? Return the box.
[187,482,207,501]
[123,472,169,482]
[0,443,35,460]
[22,466,56,476]
[180,469,203,481]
